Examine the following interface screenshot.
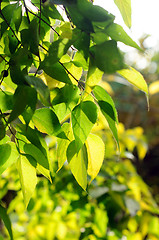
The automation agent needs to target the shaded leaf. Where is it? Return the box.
[0,120,6,141]
[0,205,13,240]
[86,134,105,183]
[25,76,51,106]
[93,86,119,148]
[71,101,98,152]
[90,40,124,73]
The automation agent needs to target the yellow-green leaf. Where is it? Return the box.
[117,67,148,95]
[86,134,105,183]
[114,0,131,28]
[17,155,37,207]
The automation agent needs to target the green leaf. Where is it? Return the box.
[0,120,6,140]
[0,204,13,240]
[29,19,39,56]
[25,76,51,106]
[67,140,88,190]
[40,61,72,85]
[66,4,94,33]
[22,87,37,125]
[105,23,141,50]
[71,101,98,152]
[117,66,149,95]
[90,40,125,73]
[13,5,22,32]
[23,143,49,170]
[57,123,73,171]
[47,38,72,64]
[17,154,37,207]
[0,142,19,174]
[78,0,115,22]
[114,0,131,28]
[86,134,105,183]
[8,85,30,123]
[93,86,119,148]
[42,4,62,21]
[16,124,49,161]
[32,108,67,139]
[9,64,26,85]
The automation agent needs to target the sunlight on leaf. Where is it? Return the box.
[114,0,131,28]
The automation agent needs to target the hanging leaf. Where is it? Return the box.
[0,91,13,112]
[0,205,13,240]
[13,5,22,32]
[71,101,98,152]
[90,40,125,73]
[105,23,141,50]
[114,0,131,28]
[0,120,6,141]
[8,85,29,123]
[32,108,67,139]
[93,86,119,148]
[40,61,72,85]
[57,123,73,171]
[25,76,51,106]
[17,155,37,207]
[67,140,88,190]
[78,0,115,22]
[86,134,105,183]
[117,67,149,95]
[29,18,39,56]
[85,56,103,95]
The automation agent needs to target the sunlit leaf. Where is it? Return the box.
[117,66,148,95]
[17,155,37,207]
[67,140,88,190]
[71,101,98,152]
[105,23,141,50]
[86,134,105,183]
[0,205,13,240]
[114,0,131,28]
[0,91,13,112]
[0,142,19,174]
[32,108,67,139]
[149,80,159,95]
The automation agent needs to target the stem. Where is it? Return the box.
[23,0,30,23]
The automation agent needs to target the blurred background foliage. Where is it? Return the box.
[1,24,159,240]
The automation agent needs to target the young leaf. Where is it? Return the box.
[117,67,149,95]
[0,91,13,112]
[0,142,19,174]
[90,40,125,73]
[17,155,37,207]
[25,76,51,106]
[23,143,50,170]
[93,86,119,148]
[57,123,73,171]
[0,205,13,240]
[114,0,131,28]
[105,23,141,50]
[86,134,105,183]
[67,140,88,190]
[32,108,67,139]
[85,56,103,95]
[71,101,98,152]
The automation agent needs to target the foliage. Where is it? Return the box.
[0,0,156,239]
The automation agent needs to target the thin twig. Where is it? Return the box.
[0,54,9,63]
[28,9,60,36]
[23,0,30,23]
[0,11,20,44]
